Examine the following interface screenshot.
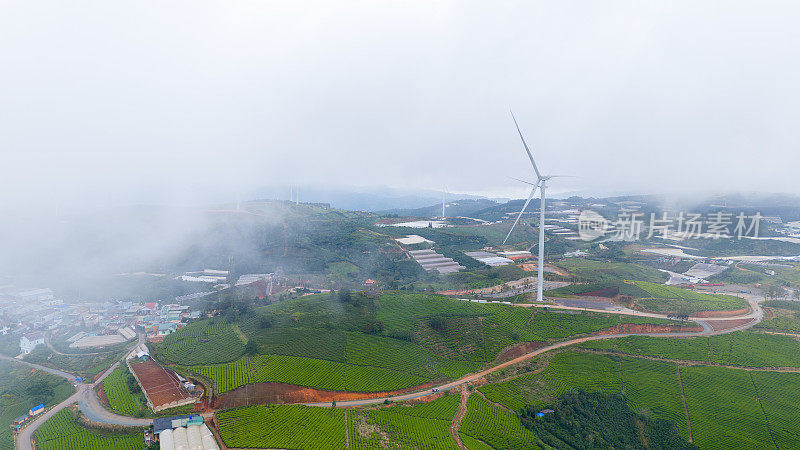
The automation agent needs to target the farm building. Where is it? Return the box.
[69,334,126,348]
[155,415,219,450]
[408,249,464,274]
[129,360,197,412]
[464,251,514,267]
[20,332,45,354]
[395,234,434,245]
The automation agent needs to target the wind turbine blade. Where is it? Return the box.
[502,183,539,245]
[508,176,538,187]
[510,110,542,179]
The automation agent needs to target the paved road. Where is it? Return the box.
[306,291,765,408]
[0,354,74,380]
[14,332,152,450]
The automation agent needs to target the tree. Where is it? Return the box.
[258,316,274,329]
[337,289,352,304]
[26,380,54,404]
[244,340,259,356]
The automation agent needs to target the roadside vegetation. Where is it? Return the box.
[34,408,142,450]
[101,366,146,417]
[755,300,800,333]
[23,346,125,378]
[0,360,75,450]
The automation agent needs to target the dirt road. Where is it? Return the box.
[304,295,764,408]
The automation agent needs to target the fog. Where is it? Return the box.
[1,0,799,211]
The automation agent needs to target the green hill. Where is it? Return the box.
[153,291,678,395]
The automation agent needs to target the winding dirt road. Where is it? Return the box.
[304,292,765,408]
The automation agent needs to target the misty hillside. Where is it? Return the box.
[378,198,499,218]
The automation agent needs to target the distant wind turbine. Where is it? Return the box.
[442,187,448,219]
[502,111,572,302]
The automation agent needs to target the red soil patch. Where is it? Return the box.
[495,341,547,363]
[129,360,194,410]
[212,381,439,409]
[96,383,109,405]
[576,287,619,298]
[708,318,754,332]
[694,308,749,318]
[405,391,446,405]
[599,323,703,335]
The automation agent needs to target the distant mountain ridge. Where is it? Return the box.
[377,199,500,218]
[247,185,494,212]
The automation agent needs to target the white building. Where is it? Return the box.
[20,332,45,354]
[15,289,54,302]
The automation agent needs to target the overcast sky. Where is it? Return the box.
[2,1,799,209]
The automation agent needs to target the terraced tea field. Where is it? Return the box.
[165,292,680,396]
[217,404,346,449]
[580,331,800,368]
[460,394,540,449]
[750,371,800,447]
[102,367,143,415]
[156,318,246,365]
[476,349,800,447]
[35,408,142,450]
[349,394,460,449]
[193,354,429,393]
[681,366,772,449]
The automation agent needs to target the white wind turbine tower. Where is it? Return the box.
[502,111,571,302]
[441,187,448,219]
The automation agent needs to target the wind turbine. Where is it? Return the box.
[502,111,570,302]
[441,187,448,219]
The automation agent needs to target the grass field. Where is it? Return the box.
[101,366,144,416]
[579,331,800,367]
[217,405,346,449]
[0,360,75,450]
[544,280,652,298]
[554,258,668,283]
[34,408,142,450]
[632,281,748,314]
